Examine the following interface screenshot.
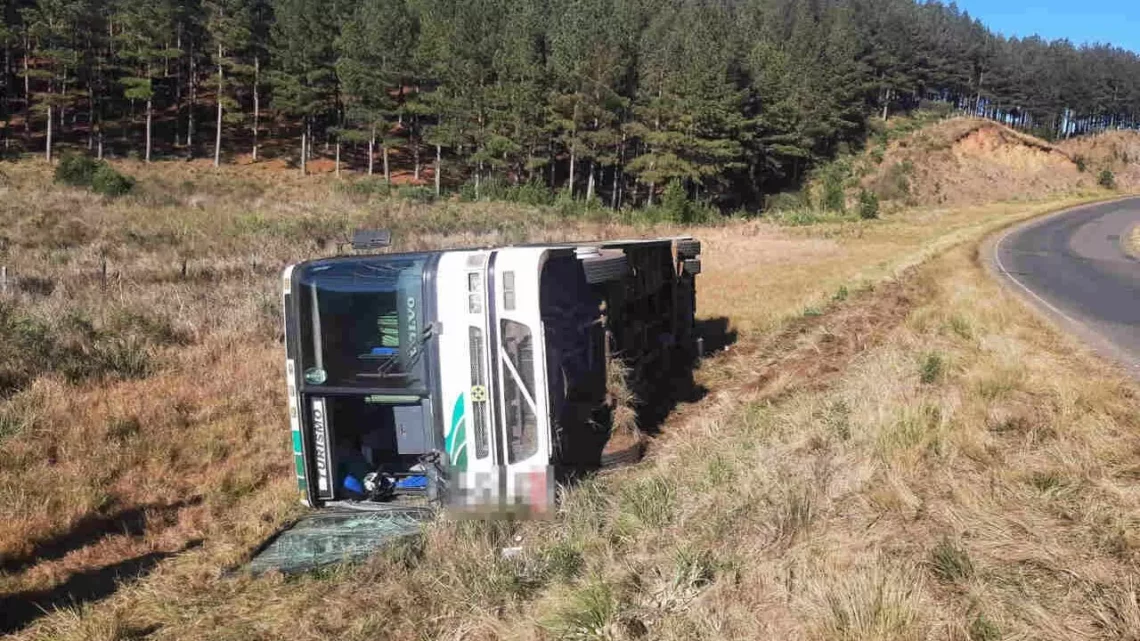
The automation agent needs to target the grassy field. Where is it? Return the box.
[0,157,1137,640]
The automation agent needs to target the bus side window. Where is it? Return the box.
[503,271,516,311]
[500,319,537,463]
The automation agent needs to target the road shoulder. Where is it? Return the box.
[982,196,1140,379]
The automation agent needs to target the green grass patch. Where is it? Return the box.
[920,352,944,384]
[930,537,973,582]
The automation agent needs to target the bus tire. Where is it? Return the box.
[581,250,629,284]
[675,239,701,259]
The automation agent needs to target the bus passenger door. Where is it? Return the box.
[490,249,553,510]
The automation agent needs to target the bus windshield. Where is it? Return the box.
[297,256,428,390]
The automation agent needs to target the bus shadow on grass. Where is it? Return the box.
[637,316,737,435]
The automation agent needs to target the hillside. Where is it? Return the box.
[1057,130,1140,188]
[860,118,1095,207]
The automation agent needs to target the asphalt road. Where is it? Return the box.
[991,197,1140,377]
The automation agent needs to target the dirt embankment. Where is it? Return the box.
[1056,129,1140,189]
[863,118,1091,207]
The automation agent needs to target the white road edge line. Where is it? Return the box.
[993,220,1085,328]
[990,197,1140,378]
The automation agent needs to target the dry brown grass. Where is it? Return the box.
[0,159,682,625]
[1,155,1138,639]
[1126,224,1140,258]
[603,357,641,453]
[1057,129,1140,190]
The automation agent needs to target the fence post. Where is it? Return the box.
[1,265,7,297]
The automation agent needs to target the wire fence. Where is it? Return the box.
[0,257,280,304]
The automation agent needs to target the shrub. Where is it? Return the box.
[766,191,810,212]
[874,161,913,202]
[55,154,135,197]
[654,180,715,224]
[91,164,134,196]
[0,302,179,398]
[510,180,554,206]
[773,209,829,226]
[457,180,478,202]
[477,175,510,201]
[0,302,52,396]
[460,177,553,206]
[338,177,390,199]
[660,180,690,222]
[1074,154,1088,172]
[1098,169,1116,189]
[554,191,594,218]
[821,172,846,213]
[858,189,880,220]
[54,153,102,187]
[395,185,435,203]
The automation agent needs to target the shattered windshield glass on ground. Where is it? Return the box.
[248,508,432,575]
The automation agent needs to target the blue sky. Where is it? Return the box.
[951,1,1140,52]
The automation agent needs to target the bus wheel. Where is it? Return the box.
[579,249,629,284]
[675,239,701,259]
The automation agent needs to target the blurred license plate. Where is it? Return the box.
[450,466,554,517]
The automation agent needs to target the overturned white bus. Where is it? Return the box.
[253,235,700,572]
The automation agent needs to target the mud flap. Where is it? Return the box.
[247,507,433,575]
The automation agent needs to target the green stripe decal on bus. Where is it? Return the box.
[454,444,468,471]
[446,394,468,473]
[291,430,303,453]
[294,455,306,479]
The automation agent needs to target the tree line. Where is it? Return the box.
[5,0,1140,209]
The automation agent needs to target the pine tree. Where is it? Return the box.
[269,0,337,174]
[412,0,504,195]
[0,0,1136,209]
[547,0,631,199]
[248,0,269,160]
[206,0,253,166]
[23,0,91,162]
[627,1,746,205]
[0,1,24,151]
[487,0,546,185]
[114,0,179,162]
[336,0,414,180]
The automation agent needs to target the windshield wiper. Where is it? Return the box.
[371,322,441,378]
